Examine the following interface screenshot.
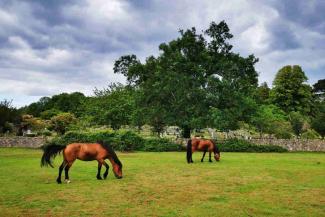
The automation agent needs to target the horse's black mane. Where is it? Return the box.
[210,139,220,154]
[97,140,122,168]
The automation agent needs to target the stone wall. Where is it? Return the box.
[177,138,325,152]
[248,138,325,152]
[0,137,46,148]
[0,136,324,152]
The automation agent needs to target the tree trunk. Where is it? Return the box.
[182,126,191,138]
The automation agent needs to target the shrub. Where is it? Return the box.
[113,130,144,151]
[142,138,183,152]
[46,130,144,152]
[50,113,77,135]
[40,109,62,120]
[219,138,287,152]
[22,115,49,132]
[45,130,182,152]
[301,129,321,139]
[37,129,52,136]
[272,121,293,139]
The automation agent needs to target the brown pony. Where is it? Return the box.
[41,140,122,184]
[187,138,220,163]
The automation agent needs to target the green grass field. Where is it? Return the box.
[0,148,324,217]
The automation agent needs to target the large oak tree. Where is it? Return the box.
[114,21,258,137]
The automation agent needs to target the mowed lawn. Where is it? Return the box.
[0,148,324,217]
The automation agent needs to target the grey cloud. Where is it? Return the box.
[272,0,325,33]
[268,21,301,50]
[0,0,324,107]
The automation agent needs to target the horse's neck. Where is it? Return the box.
[107,156,118,167]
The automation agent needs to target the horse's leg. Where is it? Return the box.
[57,160,67,184]
[64,161,74,183]
[190,152,194,163]
[201,151,207,162]
[102,161,110,179]
[209,151,212,162]
[97,161,103,180]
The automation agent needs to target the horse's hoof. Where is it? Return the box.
[64,179,71,184]
[103,174,108,179]
[97,176,102,180]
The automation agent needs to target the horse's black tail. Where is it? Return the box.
[41,144,66,168]
[186,139,192,163]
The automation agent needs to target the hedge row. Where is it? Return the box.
[219,138,288,152]
[46,130,183,152]
[46,131,288,152]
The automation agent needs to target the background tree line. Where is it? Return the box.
[0,21,324,139]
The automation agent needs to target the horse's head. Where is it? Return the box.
[113,164,123,179]
[214,152,220,161]
[211,140,220,162]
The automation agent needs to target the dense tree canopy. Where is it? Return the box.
[21,92,87,117]
[114,21,258,137]
[271,65,313,114]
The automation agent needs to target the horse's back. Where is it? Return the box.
[64,143,107,161]
[192,138,214,151]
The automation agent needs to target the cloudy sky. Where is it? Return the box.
[0,0,324,107]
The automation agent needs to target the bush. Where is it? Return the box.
[112,131,144,151]
[272,121,293,139]
[301,129,320,139]
[46,130,144,152]
[142,138,183,152]
[50,113,77,135]
[49,130,117,148]
[219,138,288,152]
[37,129,52,136]
[45,130,182,152]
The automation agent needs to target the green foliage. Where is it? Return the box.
[3,122,14,133]
[50,113,77,135]
[85,84,136,129]
[289,111,305,136]
[219,139,288,152]
[271,120,293,139]
[301,129,320,139]
[0,99,20,134]
[311,102,325,138]
[113,130,145,151]
[114,21,258,134]
[141,138,183,152]
[20,97,51,117]
[210,108,239,131]
[21,92,86,118]
[46,130,182,152]
[37,128,52,136]
[251,105,289,137]
[21,115,49,132]
[255,82,270,104]
[271,65,313,114]
[40,109,62,120]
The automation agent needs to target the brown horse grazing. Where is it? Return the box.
[41,141,122,184]
[187,138,220,163]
